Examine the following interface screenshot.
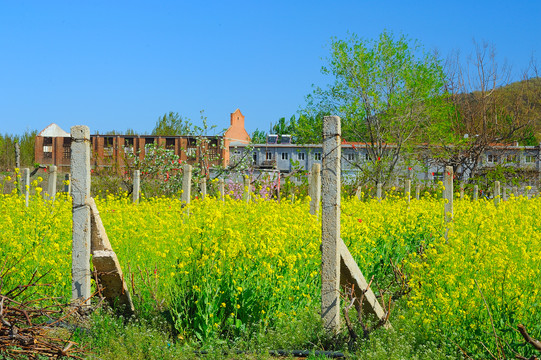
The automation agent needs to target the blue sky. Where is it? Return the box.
[1,1,539,136]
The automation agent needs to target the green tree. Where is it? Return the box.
[152,112,193,136]
[250,129,267,144]
[308,31,448,186]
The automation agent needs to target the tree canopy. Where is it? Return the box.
[306,31,448,185]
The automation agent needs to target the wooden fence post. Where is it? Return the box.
[70,125,92,306]
[321,115,341,332]
[309,163,321,215]
[133,170,140,204]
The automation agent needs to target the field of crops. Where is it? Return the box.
[1,177,540,359]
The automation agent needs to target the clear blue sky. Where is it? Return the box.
[1,1,539,136]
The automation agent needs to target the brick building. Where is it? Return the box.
[35,109,251,171]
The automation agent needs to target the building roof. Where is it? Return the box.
[37,123,70,137]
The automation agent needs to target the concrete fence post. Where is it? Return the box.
[415,184,420,200]
[47,165,57,201]
[219,179,225,201]
[64,174,71,194]
[132,170,140,204]
[473,185,479,201]
[376,182,382,201]
[321,115,341,333]
[181,164,192,204]
[201,177,207,200]
[494,181,501,207]
[15,142,21,170]
[512,186,518,198]
[243,176,251,203]
[70,125,92,306]
[444,166,453,223]
[309,163,321,215]
[460,184,464,200]
[22,168,30,207]
[405,180,411,204]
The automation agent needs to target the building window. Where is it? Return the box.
[487,154,498,163]
[365,153,370,161]
[145,137,155,145]
[347,153,355,161]
[314,152,321,161]
[166,138,175,149]
[266,152,272,160]
[43,137,53,159]
[63,137,71,159]
[298,152,305,161]
[252,152,257,164]
[505,155,518,163]
[281,152,289,160]
[525,155,535,163]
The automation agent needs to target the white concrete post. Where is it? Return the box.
[503,187,508,201]
[70,126,92,305]
[46,165,57,201]
[512,186,518,198]
[376,182,382,201]
[243,175,251,202]
[15,142,21,170]
[64,173,71,194]
[132,170,140,204]
[415,184,420,200]
[494,181,501,207]
[309,163,321,215]
[321,115,341,332]
[473,185,479,201]
[219,179,225,201]
[460,184,464,200]
[201,177,207,200]
[181,164,192,204]
[22,168,30,207]
[405,180,411,204]
[444,166,453,223]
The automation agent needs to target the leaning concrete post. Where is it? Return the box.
[321,115,341,332]
[415,184,420,200]
[181,164,192,204]
[22,168,30,207]
[473,185,479,201]
[201,177,207,200]
[64,173,71,194]
[243,176,251,202]
[494,181,501,207]
[132,170,140,204]
[376,182,382,201]
[309,163,321,215]
[444,166,453,223]
[47,165,57,201]
[218,179,225,201]
[405,180,411,204]
[70,126,91,305]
